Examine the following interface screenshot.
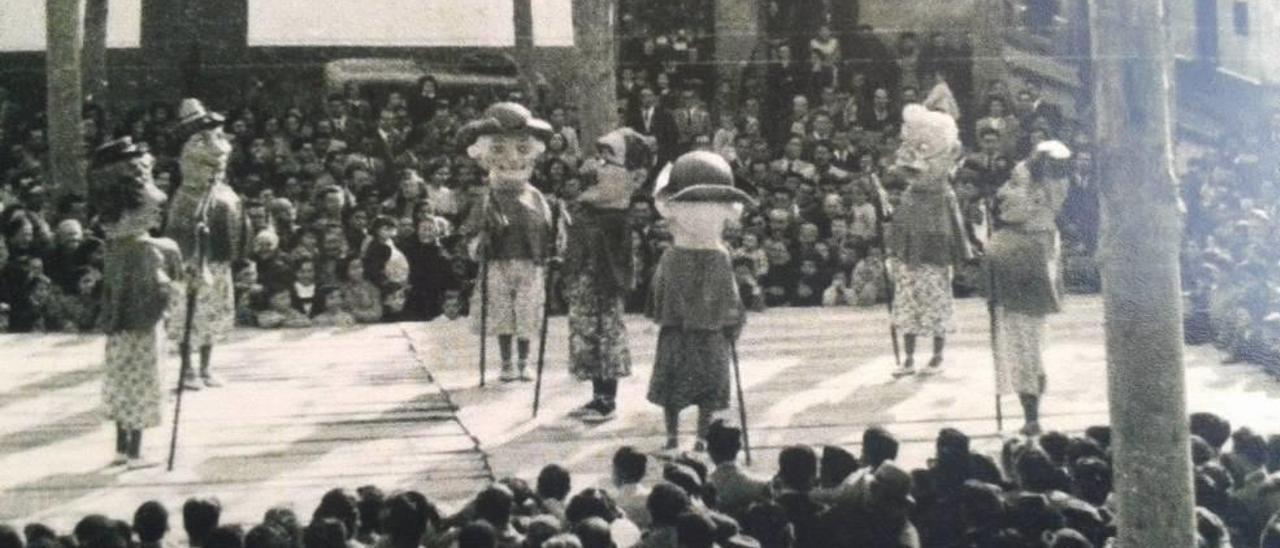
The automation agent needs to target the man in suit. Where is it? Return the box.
[771,136,817,181]
[830,131,858,171]
[860,88,901,134]
[673,88,713,154]
[627,87,679,165]
[961,128,1007,198]
[706,420,770,520]
[1020,81,1064,136]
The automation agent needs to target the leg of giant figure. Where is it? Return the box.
[499,335,517,382]
[200,344,222,387]
[664,407,680,450]
[1019,393,1041,436]
[894,334,918,377]
[517,338,531,381]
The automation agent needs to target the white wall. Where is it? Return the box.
[246,0,516,47]
[858,0,978,35]
[1215,0,1280,84]
[0,0,141,52]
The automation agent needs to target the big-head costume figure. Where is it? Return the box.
[989,140,1071,436]
[646,151,755,451]
[163,98,247,389]
[459,102,554,383]
[884,104,972,378]
[561,127,656,422]
[92,137,183,469]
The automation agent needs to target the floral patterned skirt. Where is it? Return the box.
[890,262,955,337]
[103,323,167,429]
[565,273,632,381]
[168,262,236,347]
[994,307,1047,396]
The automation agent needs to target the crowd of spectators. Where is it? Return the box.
[8,413,1280,547]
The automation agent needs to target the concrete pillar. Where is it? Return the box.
[1091,0,1197,545]
[571,0,618,148]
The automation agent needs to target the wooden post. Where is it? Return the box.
[83,0,109,105]
[47,0,87,197]
[571,0,618,149]
[1091,0,1196,546]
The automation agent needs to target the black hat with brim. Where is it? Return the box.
[90,137,145,169]
[654,151,757,206]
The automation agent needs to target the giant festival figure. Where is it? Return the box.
[460,102,555,383]
[163,99,248,390]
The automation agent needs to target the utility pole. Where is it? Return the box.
[1091,0,1196,545]
[714,0,762,97]
[47,0,87,197]
[972,0,1006,95]
[83,0,109,104]
[571,0,617,149]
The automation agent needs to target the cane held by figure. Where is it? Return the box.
[168,224,208,471]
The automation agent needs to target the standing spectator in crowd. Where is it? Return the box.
[404,216,455,321]
[628,88,680,166]
[990,141,1072,436]
[886,105,972,378]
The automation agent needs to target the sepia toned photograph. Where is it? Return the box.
[0,0,1277,545]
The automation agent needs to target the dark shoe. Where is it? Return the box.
[581,400,616,424]
[201,372,224,388]
[569,398,602,418]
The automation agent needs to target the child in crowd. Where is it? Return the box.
[793,255,827,307]
[233,259,264,327]
[732,232,769,279]
[850,247,889,306]
[257,289,311,328]
[441,289,464,320]
[822,271,856,307]
[847,188,878,255]
[340,258,383,324]
[312,287,355,327]
[381,281,409,322]
[362,215,410,290]
[291,258,321,318]
[732,257,766,312]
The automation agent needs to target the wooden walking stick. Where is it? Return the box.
[533,201,563,417]
[477,189,496,388]
[168,223,208,471]
[873,182,901,366]
[983,196,1003,432]
[730,338,752,466]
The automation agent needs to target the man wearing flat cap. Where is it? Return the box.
[163,98,247,390]
[459,102,555,383]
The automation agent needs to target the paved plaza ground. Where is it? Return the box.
[2,295,1277,529]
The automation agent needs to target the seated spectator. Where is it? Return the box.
[609,447,652,529]
[771,445,825,548]
[257,289,311,329]
[639,482,691,548]
[823,461,919,547]
[206,526,244,548]
[312,287,356,327]
[132,501,169,548]
[243,525,289,548]
[183,497,222,548]
[706,420,769,520]
[537,465,573,524]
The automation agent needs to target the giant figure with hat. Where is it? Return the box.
[459,102,555,383]
[91,137,183,469]
[646,150,755,452]
[163,99,248,389]
[988,140,1072,436]
[884,104,973,378]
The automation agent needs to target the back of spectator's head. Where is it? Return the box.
[1196,507,1228,548]
[537,464,572,502]
[312,489,359,540]
[262,507,302,548]
[1065,436,1107,466]
[573,517,613,548]
[1084,426,1111,450]
[819,446,859,487]
[566,488,620,525]
[74,515,114,547]
[206,526,244,548]
[675,512,716,548]
[936,428,970,463]
[22,524,55,547]
[0,525,22,548]
[523,515,561,548]
[133,500,170,543]
[539,534,581,548]
[1190,413,1232,450]
[960,480,1004,529]
[302,518,346,548]
[1262,512,1280,548]
[647,482,692,527]
[740,501,792,548]
[1070,456,1112,506]
[382,492,426,544]
[663,463,704,501]
[861,426,898,468]
[675,455,708,487]
[1039,431,1070,466]
[1191,435,1215,466]
[498,476,535,510]
[355,485,385,537]
[457,521,496,548]
[244,525,289,548]
[706,420,743,464]
[1016,446,1060,493]
[1232,427,1268,466]
[1045,528,1092,548]
[869,461,915,510]
[611,447,647,485]
[777,445,818,492]
[1008,493,1065,538]
[474,484,515,529]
